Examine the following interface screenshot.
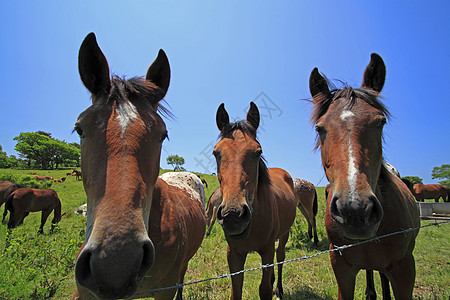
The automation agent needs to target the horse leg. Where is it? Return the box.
[385,254,415,300]
[257,244,276,300]
[275,233,289,299]
[330,251,358,300]
[175,263,188,300]
[39,208,52,234]
[365,270,376,300]
[311,216,318,245]
[227,247,247,300]
[379,272,391,300]
[206,205,218,237]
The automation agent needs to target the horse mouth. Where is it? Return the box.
[334,222,379,242]
[224,219,252,240]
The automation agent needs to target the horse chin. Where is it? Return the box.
[225,220,252,240]
[335,223,379,242]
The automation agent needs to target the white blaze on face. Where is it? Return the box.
[117,101,139,135]
[340,110,358,199]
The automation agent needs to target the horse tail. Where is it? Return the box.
[53,196,62,223]
[4,193,14,225]
[313,189,318,217]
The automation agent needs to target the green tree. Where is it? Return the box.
[432,164,450,187]
[166,155,185,171]
[401,176,423,185]
[14,132,81,169]
[0,145,10,168]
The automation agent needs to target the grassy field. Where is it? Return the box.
[0,168,448,299]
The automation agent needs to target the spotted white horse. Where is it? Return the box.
[159,172,206,209]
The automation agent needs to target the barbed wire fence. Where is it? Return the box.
[135,219,450,296]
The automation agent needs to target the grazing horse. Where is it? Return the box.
[205,187,222,236]
[35,175,53,182]
[1,181,20,222]
[5,188,62,234]
[72,33,205,300]
[413,183,449,202]
[214,102,297,299]
[72,169,82,181]
[293,179,318,245]
[309,53,420,299]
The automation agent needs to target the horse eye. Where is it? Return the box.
[160,130,168,142]
[315,125,325,134]
[73,125,83,137]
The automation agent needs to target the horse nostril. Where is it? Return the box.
[75,247,94,290]
[240,204,251,221]
[138,238,155,279]
[365,195,384,225]
[330,196,345,224]
[216,204,224,221]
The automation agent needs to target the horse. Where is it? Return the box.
[293,179,318,245]
[214,102,297,299]
[309,53,420,299]
[35,175,53,182]
[413,183,449,202]
[205,187,222,236]
[53,177,66,183]
[72,33,206,300]
[72,169,82,181]
[5,188,62,234]
[1,181,20,222]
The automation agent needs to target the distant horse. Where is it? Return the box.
[293,179,318,245]
[35,175,53,182]
[5,188,62,234]
[214,102,297,299]
[205,187,221,236]
[72,170,82,181]
[413,183,449,202]
[1,181,19,222]
[53,177,66,183]
[30,172,37,175]
[72,33,205,300]
[66,172,75,176]
[309,53,420,299]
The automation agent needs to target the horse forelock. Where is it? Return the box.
[311,86,390,150]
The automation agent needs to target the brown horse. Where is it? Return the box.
[293,179,318,245]
[413,183,449,202]
[205,187,222,236]
[35,175,53,182]
[214,102,297,299]
[1,181,19,222]
[72,33,205,300]
[5,188,62,234]
[309,53,420,299]
[72,169,82,181]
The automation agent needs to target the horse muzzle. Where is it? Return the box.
[75,236,155,299]
[329,192,384,241]
[217,202,252,239]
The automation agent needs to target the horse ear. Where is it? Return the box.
[146,49,171,101]
[216,103,230,132]
[309,68,330,102]
[78,33,111,100]
[246,102,260,131]
[362,53,386,92]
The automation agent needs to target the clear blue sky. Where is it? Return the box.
[1,1,448,186]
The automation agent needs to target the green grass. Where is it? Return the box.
[0,168,448,299]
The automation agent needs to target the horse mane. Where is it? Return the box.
[310,84,391,150]
[219,120,270,185]
[106,75,172,118]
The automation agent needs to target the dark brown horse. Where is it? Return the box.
[293,179,318,245]
[413,183,449,202]
[72,33,205,300]
[214,102,297,299]
[72,169,82,181]
[309,53,420,299]
[1,181,19,222]
[5,188,62,234]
